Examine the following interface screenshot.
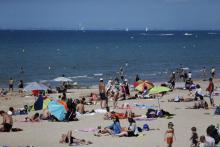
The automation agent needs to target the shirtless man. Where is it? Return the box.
[99,78,107,109]
[8,78,14,93]
[0,110,13,132]
[76,100,86,114]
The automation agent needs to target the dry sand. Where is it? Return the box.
[0,79,220,147]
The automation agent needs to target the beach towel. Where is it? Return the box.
[135,104,155,109]
[94,109,107,114]
[111,113,127,119]
[75,128,97,133]
[134,117,156,121]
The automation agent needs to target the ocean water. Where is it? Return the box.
[0,30,220,87]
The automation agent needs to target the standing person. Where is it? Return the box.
[99,78,107,109]
[169,72,176,90]
[164,122,176,147]
[206,78,215,107]
[135,74,140,82]
[211,67,216,78]
[202,67,207,81]
[190,127,198,147]
[8,77,14,93]
[124,79,130,99]
[106,80,113,97]
[113,80,120,109]
[188,72,192,80]
[0,111,13,132]
[18,80,24,94]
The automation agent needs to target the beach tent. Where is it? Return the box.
[53,77,73,82]
[48,101,67,121]
[24,82,48,92]
[30,96,51,111]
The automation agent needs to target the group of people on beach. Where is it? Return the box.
[0,65,219,147]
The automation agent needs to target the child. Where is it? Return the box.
[199,135,207,147]
[164,122,175,147]
[190,127,198,147]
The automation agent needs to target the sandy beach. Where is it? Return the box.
[0,79,220,147]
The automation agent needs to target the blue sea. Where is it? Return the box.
[0,30,220,88]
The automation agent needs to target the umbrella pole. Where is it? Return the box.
[157,97,161,110]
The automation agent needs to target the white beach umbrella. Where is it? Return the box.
[53,77,73,82]
[24,82,48,92]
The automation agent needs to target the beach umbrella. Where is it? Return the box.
[134,80,154,92]
[133,80,145,87]
[148,86,171,95]
[53,77,73,82]
[48,101,67,121]
[24,82,48,92]
[148,86,171,109]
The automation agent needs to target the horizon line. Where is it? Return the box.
[0,29,220,31]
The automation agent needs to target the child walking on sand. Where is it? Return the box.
[164,122,175,147]
[190,127,198,147]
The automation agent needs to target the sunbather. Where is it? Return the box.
[0,110,13,132]
[25,113,40,122]
[59,130,92,145]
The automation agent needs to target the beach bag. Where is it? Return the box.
[215,106,220,115]
[143,124,149,131]
[174,96,180,102]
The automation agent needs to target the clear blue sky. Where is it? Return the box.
[0,0,220,30]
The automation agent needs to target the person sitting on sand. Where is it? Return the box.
[8,106,28,116]
[188,97,208,109]
[104,116,122,135]
[0,88,7,97]
[198,135,208,147]
[0,110,13,132]
[40,109,51,120]
[76,99,95,115]
[194,84,204,101]
[76,99,86,114]
[116,117,138,137]
[59,130,92,145]
[89,93,99,105]
[25,113,40,122]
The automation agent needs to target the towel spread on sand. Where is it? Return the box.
[135,104,156,109]
[133,117,156,121]
[75,128,97,132]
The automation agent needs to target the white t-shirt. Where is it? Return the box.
[196,88,203,96]
[188,73,192,78]
[205,136,215,147]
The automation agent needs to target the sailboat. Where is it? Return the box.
[125,28,129,32]
[145,27,148,32]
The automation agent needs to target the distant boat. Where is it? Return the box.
[125,28,129,32]
[184,33,193,36]
[145,27,148,32]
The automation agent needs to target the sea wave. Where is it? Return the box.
[208,32,217,35]
[68,75,90,79]
[159,33,174,36]
[93,73,103,76]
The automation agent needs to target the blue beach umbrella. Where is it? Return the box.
[48,101,67,121]
[24,82,48,92]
